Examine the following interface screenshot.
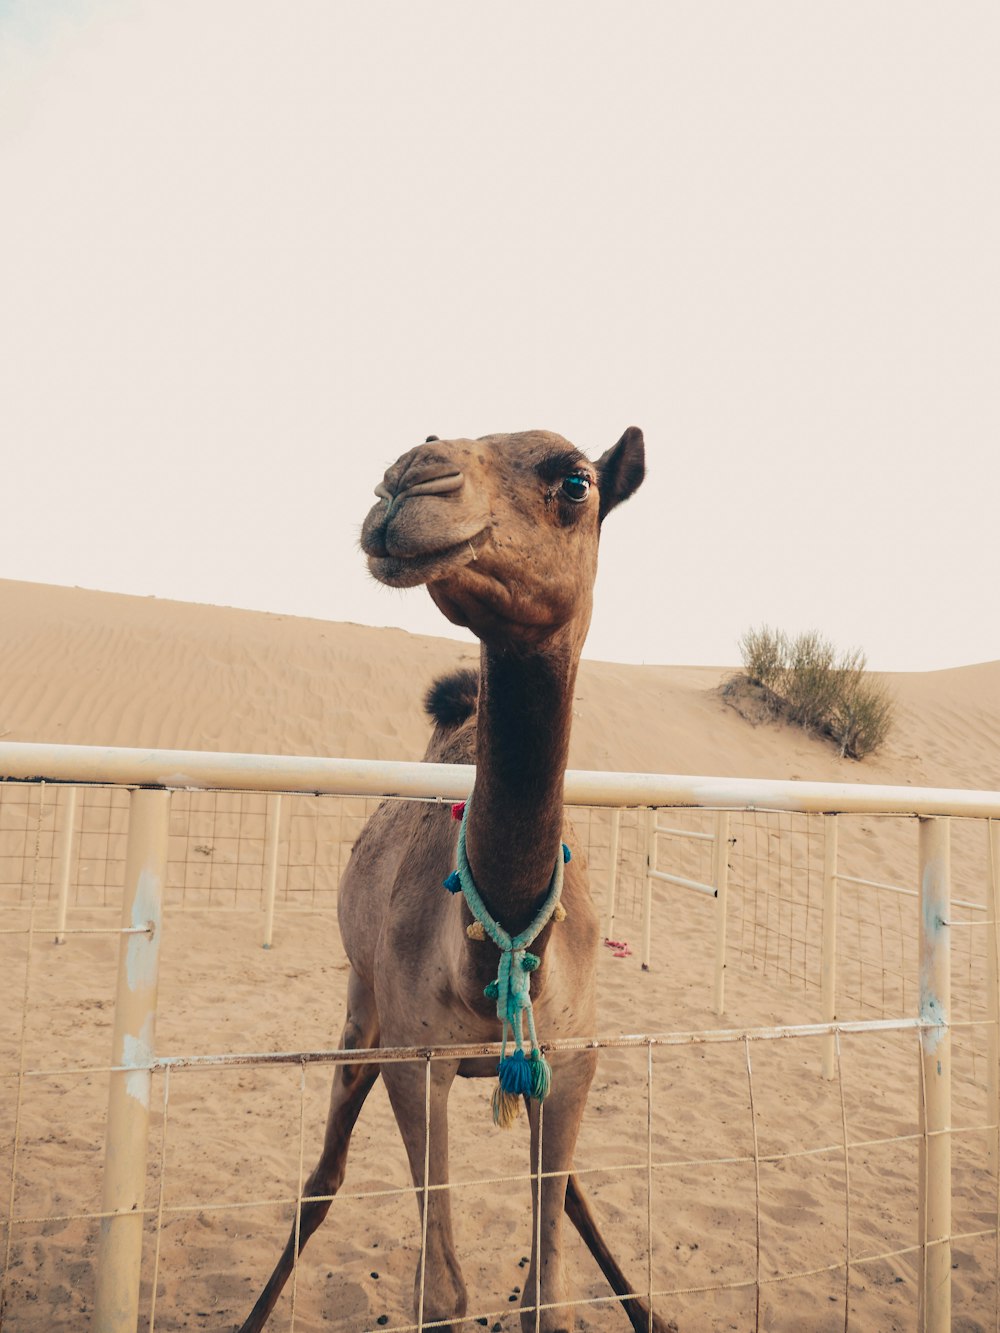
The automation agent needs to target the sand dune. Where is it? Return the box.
[1,579,998,788]
[1,579,998,1331]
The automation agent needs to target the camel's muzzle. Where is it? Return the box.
[361,449,486,588]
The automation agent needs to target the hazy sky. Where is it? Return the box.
[1,2,997,670]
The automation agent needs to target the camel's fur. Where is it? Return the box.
[239,429,674,1333]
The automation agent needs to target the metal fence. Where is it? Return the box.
[1,741,998,1332]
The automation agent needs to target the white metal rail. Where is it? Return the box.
[2,739,1000,817]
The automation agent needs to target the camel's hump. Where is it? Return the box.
[424,668,479,730]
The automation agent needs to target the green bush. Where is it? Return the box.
[783,631,841,732]
[733,626,894,760]
[737,625,788,693]
[828,672,895,760]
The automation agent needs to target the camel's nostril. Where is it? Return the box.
[376,466,464,503]
[401,471,463,499]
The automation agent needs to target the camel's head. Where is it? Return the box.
[361,427,645,646]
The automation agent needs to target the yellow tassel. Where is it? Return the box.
[553,902,567,922]
[491,1084,522,1128]
[466,920,486,940]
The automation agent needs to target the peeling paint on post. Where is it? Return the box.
[987,821,1000,1178]
[917,816,951,1333]
[94,788,169,1333]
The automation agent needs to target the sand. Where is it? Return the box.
[1,579,998,1332]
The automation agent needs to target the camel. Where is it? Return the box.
[239,428,674,1333]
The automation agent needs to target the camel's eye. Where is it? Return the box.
[561,472,591,503]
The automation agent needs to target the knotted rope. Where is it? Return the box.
[443,798,569,1127]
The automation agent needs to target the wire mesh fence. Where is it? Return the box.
[0,785,384,914]
[0,764,998,1332]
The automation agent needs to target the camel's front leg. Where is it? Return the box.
[237,969,381,1333]
[521,1048,598,1333]
[381,1058,466,1333]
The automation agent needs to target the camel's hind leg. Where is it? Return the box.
[238,970,380,1333]
[564,1173,678,1333]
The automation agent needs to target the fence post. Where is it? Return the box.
[712,811,730,1015]
[262,793,282,949]
[603,806,622,942]
[821,815,839,1079]
[94,788,169,1333]
[53,785,78,944]
[641,809,655,971]
[917,816,951,1333]
[987,819,1000,1177]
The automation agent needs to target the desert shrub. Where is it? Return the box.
[737,625,788,693]
[828,671,895,760]
[782,631,841,732]
[733,625,894,759]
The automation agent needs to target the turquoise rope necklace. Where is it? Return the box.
[443,798,569,1127]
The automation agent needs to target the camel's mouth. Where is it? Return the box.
[367,528,489,590]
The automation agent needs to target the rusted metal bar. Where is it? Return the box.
[147,1015,926,1074]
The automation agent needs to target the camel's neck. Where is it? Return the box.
[465,630,582,936]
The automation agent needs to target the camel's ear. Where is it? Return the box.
[425,435,440,443]
[595,426,645,521]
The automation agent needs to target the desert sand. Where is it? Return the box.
[1,578,999,1332]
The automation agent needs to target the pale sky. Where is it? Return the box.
[1,2,997,671]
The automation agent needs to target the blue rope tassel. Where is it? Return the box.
[446,797,565,1126]
[497,1048,534,1095]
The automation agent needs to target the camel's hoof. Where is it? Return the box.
[636,1305,678,1333]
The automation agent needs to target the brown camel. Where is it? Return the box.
[239,428,674,1333]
